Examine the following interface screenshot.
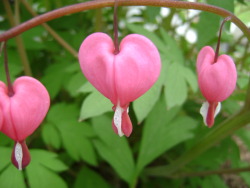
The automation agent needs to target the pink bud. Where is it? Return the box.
[0,76,50,169]
[79,32,161,136]
[197,46,237,127]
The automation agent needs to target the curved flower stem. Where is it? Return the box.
[214,16,231,63]
[0,0,249,42]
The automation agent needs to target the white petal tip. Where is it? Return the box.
[15,142,23,171]
[114,105,124,137]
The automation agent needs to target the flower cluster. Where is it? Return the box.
[78,33,237,136]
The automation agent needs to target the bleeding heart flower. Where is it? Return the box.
[0,76,50,170]
[197,46,237,127]
[78,32,161,137]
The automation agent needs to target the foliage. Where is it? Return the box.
[0,0,250,187]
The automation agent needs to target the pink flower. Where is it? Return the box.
[79,32,161,136]
[197,46,237,127]
[0,76,50,170]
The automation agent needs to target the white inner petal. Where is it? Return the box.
[200,101,209,126]
[214,102,221,117]
[200,101,221,126]
[15,142,23,170]
[114,104,124,137]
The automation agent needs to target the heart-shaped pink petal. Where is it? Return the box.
[78,32,161,107]
[197,46,237,102]
[0,76,50,141]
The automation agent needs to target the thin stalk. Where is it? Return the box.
[214,16,231,63]
[113,0,119,55]
[0,0,249,42]
[20,0,78,58]
[3,41,15,96]
[0,42,4,56]
[94,8,103,32]
[3,0,32,76]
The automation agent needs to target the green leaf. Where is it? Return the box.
[79,91,112,121]
[0,133,12,147]
[92,115,135,183]
[201,175,227,188]
[27,150,67,188]
[222,99,241,114]
[59,121,97,166]
[0,165,26,188]
[42,62,71,99]
[47,103,79,123]
[74,167,111,188]
[164,63,188,109]
[29,149,68,172]
[0,148,26,188]
[46,103,97,165]
[78,82,97,93]
[197,12,220,48]
[0,148,67,188]
[8,27,45,50]
[182,67,198,93]
[145,7,161,22]
[208,0,234,13]
[191,137,240,169]
[136,96,197,174]
[207,0,234,30]
[0,49,23,82]
[65,71,87,97]
[0,147,12,171]
[42,123,62,149]
[160,28,185,64]
[133,61,167,123]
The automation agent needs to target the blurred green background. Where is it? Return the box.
[0,0,250,187]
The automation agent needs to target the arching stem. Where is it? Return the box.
[0,1,249,42]
[214,16,231,63]
[3,41,14,96]
[113,0,119,55]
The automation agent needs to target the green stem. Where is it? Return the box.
[3,0,32,76]
[0,0,249,42]
[94,8,103,32]
[145,110,250,177]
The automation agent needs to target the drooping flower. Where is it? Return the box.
[78,32,161,137]
[197,46,237,127]
[0,76,50,170]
